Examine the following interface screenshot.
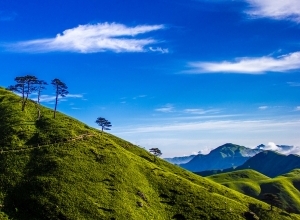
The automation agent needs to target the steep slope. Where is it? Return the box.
[164,154,197,164]
[207,169,300,213]
[181,143,262,172]
[0,87,298,220]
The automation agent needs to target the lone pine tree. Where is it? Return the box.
[51,78,68,119]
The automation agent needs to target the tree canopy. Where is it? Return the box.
[7,75,39,111]
[149,148,162,157]
[95,117,112,133]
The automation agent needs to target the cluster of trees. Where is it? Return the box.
[7,75,163,155]
[7,75,68,119]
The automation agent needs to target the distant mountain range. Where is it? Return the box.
[179,143,262,172]
[232,150,300,177]
[198,150,300,178]
[164,154,196,164]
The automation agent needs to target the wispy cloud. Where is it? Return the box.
[287,82,300,87]
[113,115,300,157]
[35,93,84,103]
[258,106,268,110]
[4,22,166,53]
[149,47,169,54]
[295,106,300,111]
[184,108,220,115]
[245,0,300,23]
[116,119,300,134]
[187,52,300,74]
[262,142,300,155]
[133,95,147,100]
[155,104,174,113]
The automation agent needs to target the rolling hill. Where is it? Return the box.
[0,87,298,220]
[181,143,262,172]
[207,169,300,213]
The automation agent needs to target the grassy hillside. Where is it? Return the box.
[0,87,299,220]
[207,169,300,214]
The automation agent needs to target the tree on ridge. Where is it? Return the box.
[51,78,68,119]
[149,148,162,161]
[7,75,38,111]
[95,117,112,135]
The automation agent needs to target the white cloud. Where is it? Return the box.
[65,94,83,98]
[184,108,220,115]
[133,95,147,100]
[264,142,280,151]
[116,119,300,134]
[155,104,174,113]
[245,0,300,23]
[36,93,83,103]
[258,106,268,110]
[287,82,300,87]
[187,52,300,74]
[263,142,300,155]
[149,47,169,54]
[5,23,165,53]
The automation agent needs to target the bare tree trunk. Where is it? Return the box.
[36,104,41,120]
[22,92,29,111]
[37,89,41,120]
[53,86,58,119]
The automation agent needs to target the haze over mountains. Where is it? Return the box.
[164,154,197,165]
[179,143,262,172]
[164,143,300,173]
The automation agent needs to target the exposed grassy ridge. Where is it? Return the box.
[207,169,300,214]
[0,87,299,220]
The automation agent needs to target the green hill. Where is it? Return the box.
[207,169,300,214]
[0,87,299,220]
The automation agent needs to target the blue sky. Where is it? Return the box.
[1,0,300,157]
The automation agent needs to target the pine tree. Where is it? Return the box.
[51,78,68,119]
[7,75,38,111]
[95,117,112,134]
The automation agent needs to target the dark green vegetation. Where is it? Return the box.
[0,87,299,220]
[207,169,300,213]
[199,151,300,178]
[181,143,262,172]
